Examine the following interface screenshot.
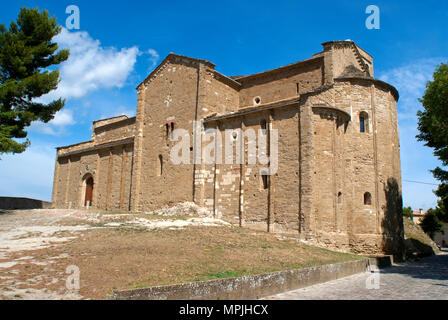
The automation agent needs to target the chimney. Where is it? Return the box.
[419,208,423,214]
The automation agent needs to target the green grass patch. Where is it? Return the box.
[205,270,244,279]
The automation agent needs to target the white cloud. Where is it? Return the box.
[100,106,136,120]
[147,48,160,70]
[378,57,447,210]
[40,28,140,102]
[379,58,444,120]
[51,109,75,126]
[30,109,75,135]
[30,122,57,135]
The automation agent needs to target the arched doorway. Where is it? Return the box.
[84,176,94,207]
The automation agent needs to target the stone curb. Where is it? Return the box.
[109,256,392,300]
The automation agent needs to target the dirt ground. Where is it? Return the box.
[0,205,363,300]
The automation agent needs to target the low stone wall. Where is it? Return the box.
[110,256,392,300]
[0,197,52,210]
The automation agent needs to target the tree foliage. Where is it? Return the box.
[417,62,448,212]
[403,206,413,219]
[0,7,69,154]
[420,201,446,239]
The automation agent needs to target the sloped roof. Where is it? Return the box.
[230,56,324,82]
[339,65,369,78]
[137,53,215,90]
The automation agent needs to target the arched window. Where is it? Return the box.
[364,192,372,205]
[82,175,94,207]
[359,112,369,133]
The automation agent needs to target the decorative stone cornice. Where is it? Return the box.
[335,76,399,101]
[203,84,335,123]
[232,56,324,83]
[57,137,134,158]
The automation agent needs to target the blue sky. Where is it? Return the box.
[0,0,447,210]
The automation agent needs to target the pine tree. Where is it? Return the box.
[0,7,69,154]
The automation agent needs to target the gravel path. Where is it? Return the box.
[0,208,228,299]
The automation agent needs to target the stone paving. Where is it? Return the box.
[264,252,448,300]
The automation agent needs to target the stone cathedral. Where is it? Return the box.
[52,40,405,256]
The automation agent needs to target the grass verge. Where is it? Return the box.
[36,224,365,299]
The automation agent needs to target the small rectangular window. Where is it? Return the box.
[364,192,372,205]
[360,116,365,133]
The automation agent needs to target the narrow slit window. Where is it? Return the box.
[170,122,175,138]
[260,119,267,135]
[296,83,300,95]
[338,192,343,204]
[261,174,269,190]
[165,124,169,138]
[158,155,163,176]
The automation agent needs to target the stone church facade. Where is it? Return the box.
[52,40,404,256]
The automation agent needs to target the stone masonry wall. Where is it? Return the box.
[93,117,136,144]
[132,58,203,211]
[52,143,134,210]
[238,58,324,107]
[52,42,403,257]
